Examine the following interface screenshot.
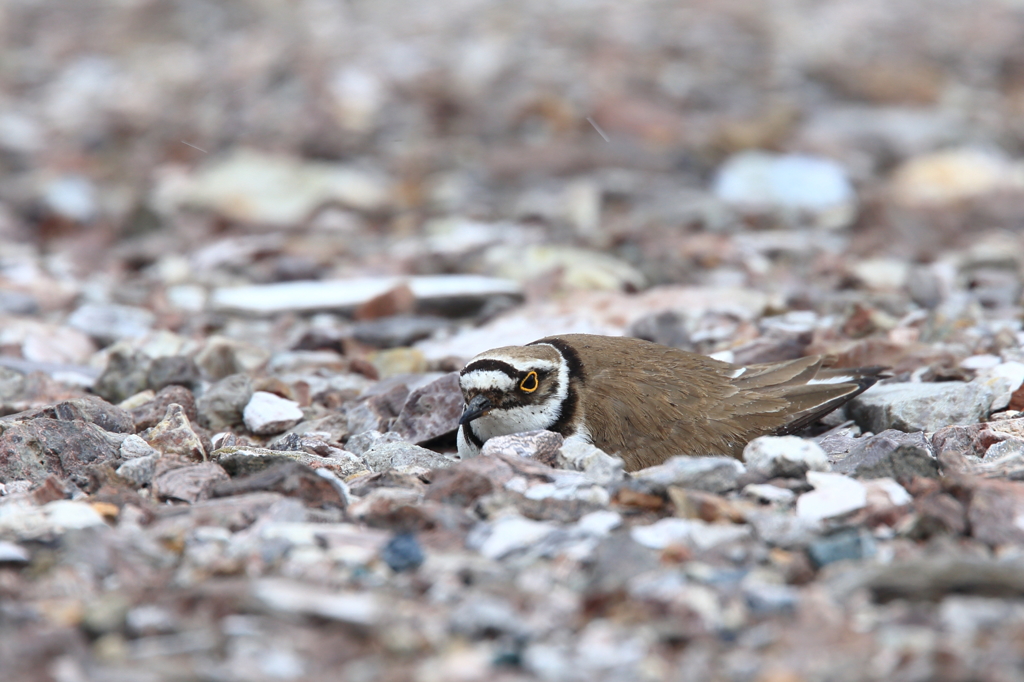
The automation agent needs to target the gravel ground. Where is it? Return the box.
[4,1,1024,680]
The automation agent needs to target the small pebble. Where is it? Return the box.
[381,532,425,573]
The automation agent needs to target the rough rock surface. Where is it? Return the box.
[832,429,940,480]
[744,435,830,478]
[0,418,123,486]
[242,391,304,435]
[631,455,745,495]
[153,461,230,503]
[481,430,565,465]
[362,440,457,473]
[130,385,198,432]
[195,374,253,431]
[850,380,1000,433]
[391,372,463,443]
[213,444,364,478]
[2,395,134,434]
[142,404,206,460]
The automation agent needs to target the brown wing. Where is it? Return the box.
[543,335,883,471]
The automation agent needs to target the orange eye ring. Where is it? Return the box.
[519,371,539,393]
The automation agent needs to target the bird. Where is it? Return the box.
[456,333,885,471]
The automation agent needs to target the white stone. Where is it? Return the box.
[116,454,159,487]
[0,540,30,563]
[0,500,106,538]
[120,434,159,459]
[864,478,912,507]
[742,484,797,504]
[44,175,98,222]
[851,258,910,291]
[523,483,610,507]
[156,149,391,224]
[961,354,1003,370]
[211,275,521,316]
[796,472,867,523]
[982,362,1024,412]
[478,517,556,560]
[253,578,379,626]
[67,303,155,344]
[243,391,304,435]
[577,510,622,537]
[713,151,855,214]
[481,244,645,291]
[630,518,752,551]
[558,436,624,485]
[743,436,830,479]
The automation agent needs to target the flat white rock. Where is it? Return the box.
[713,151,855,212]
[120,434,159,459]
[796,471,867,523]
[253,578,379,626]
[211,275,521,316]
[0,500,107,538]
[631,518,752,551]
[743,436,830,478]
[577,510,623,537]
[478,517,556,560]
[243,391,304,435]
[743,483,797,504]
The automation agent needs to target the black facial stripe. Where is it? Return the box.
[528,338,582,437]
[460,359,518,379]
[529,338,585,382]
[462,422,484,448]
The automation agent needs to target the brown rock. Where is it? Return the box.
[143,404,206,461]
[349,488,472,532]
[0,418,122,486]
[616,487,666,512]
[392,373,463,444]
[1009,384,1024,412]
[346,383,409,435]
[932,418,1024,459]
[348,470,427,497]
[931,424,981,457]
[905,492,968,539]
[2,395,134,434]
[153,462,229,503]
[354,283,415,320]
[212,461,345,508]
[31,476,70,505]
[130,386,198,432]
[426,466,494,506]
[149,492,286,534]
[968,479,1024,546]
[668,488,744,522]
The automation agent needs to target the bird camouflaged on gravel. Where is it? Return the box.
[456,333,885,471]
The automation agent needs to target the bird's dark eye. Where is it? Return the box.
[519,371,539,393]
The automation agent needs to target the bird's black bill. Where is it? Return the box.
[459,395,492,425]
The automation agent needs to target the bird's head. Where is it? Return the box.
[457,342,569,440]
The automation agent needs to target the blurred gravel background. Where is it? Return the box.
[5,2,1024,681]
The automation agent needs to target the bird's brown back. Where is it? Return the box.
[540,334,880,471]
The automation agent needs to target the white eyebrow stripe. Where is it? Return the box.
[460,370,515,391]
